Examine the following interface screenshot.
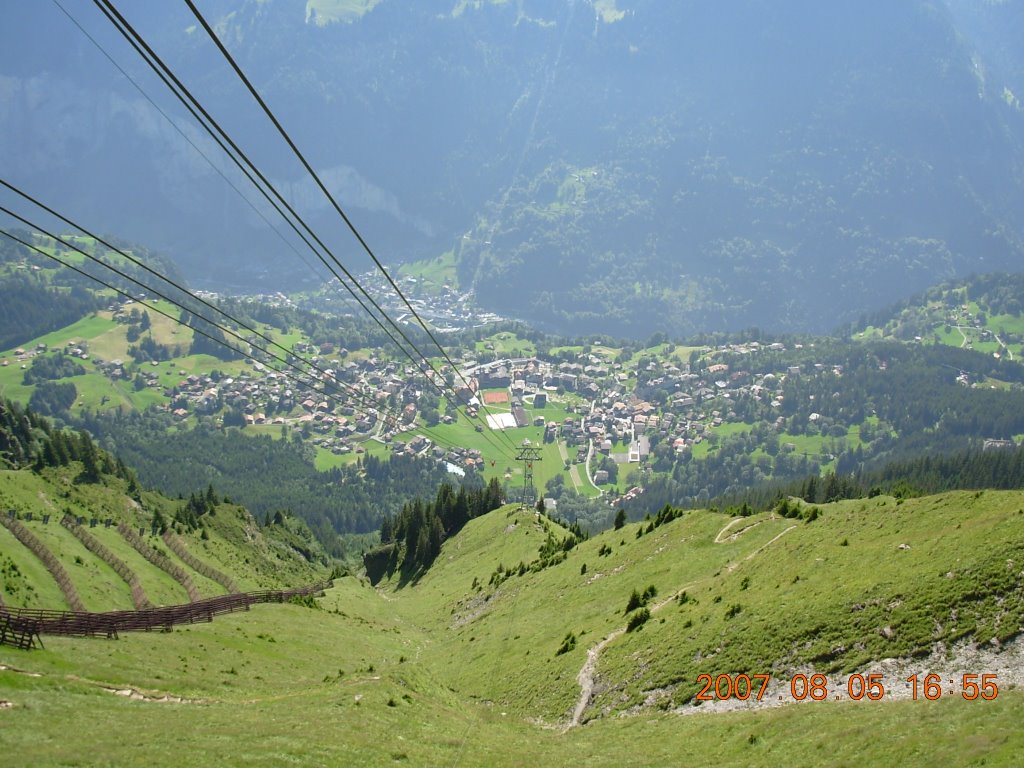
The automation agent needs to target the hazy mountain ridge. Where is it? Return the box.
[2,0,1023,334]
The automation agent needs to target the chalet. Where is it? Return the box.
[983,439,1017,451]
[512,405,529,428]
[556,373,578,391]
[628,436,650,462]
[479,365,511,389]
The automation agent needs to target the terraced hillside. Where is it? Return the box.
[3,490,1024,765]
[0,466,328,614]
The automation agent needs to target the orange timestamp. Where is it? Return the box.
[695,673,999,703]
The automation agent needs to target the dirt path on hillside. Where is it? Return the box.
[565,517,796,730]
[566,629,624,730]
[713,516,767,544]
[725,525,797,573]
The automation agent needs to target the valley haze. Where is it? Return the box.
[2,0,1024,337]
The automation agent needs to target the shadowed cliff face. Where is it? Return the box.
[2,0,1023,335]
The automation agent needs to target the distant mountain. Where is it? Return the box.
[849,271,1024,358]
[2,0,1023,336]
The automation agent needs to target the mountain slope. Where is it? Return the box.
[382,493,1024,724]
[0,399,327,611]
[3,1,1023,335]
[3,492,1024,765]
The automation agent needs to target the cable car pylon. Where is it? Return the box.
[516,439,543,510]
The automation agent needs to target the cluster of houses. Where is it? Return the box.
[11,304,1021,497]
[299,273,503,334]
[159,350,418,456]
[116,340,817,476]
[464,345,802,466]
[1,341,89,370]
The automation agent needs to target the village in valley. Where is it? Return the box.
[0,287,843,513]
[4,260,1019,523]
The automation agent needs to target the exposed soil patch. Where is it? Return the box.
[566,628,625,730]
[675,635,1024,716]
[0,664,41,677]
[104,686,199,704]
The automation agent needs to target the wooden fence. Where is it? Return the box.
[0,580,332,649]
[0,613,41,650]
[162,531,241,594]
[62,515,151,610]
[0,514,86,612]
[118,523,202,602]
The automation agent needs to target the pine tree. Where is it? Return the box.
[803,475,818,503]
[78,431,102,483]
[451,486,470,531]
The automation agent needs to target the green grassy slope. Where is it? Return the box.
[3,491,1024,765]
[376,493,1024,726]
[595,490,1024,713]
[0,466,327,610]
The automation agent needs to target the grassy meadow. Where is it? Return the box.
[6,486,1024,765]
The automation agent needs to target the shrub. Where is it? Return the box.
[626,608,651,632]
[625,585,658,613]
[625,588,643,613]
[555,632,577,656]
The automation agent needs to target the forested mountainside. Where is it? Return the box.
[3,1,1023,336]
